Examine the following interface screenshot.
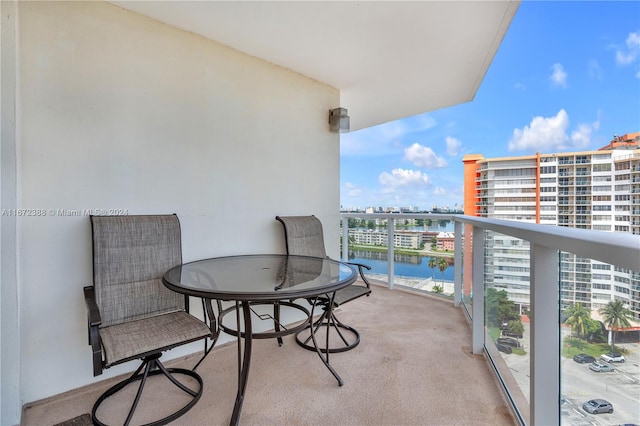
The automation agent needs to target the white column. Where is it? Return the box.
[472,226,484,354]
[453,220,462,307]
[1,2,21,424]
[341,216,349,261]
[530,244,560,426]
[387,220,394,289]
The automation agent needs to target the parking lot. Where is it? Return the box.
[497,323,640,425]
[562,353,640,425]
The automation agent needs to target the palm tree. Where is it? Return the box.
[437,257,448,286]
[427,257,437,281]
[599,300,633,353]
[564,303,590,348]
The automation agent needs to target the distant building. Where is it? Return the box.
[436,232,455,251]
[462,132,640,319]
[348,229,438,250]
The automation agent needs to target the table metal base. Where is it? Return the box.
[229,295,344,426]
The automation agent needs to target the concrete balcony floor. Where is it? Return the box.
[22,283,517,425]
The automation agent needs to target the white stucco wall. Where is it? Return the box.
[10,1,341,413]
[1,1,21,424]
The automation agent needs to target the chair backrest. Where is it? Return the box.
[276,215,327,258]
[91,214,184,327]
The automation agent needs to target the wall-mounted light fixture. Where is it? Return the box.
[329,107,350,133]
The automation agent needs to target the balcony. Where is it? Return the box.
[21,282,517,425]
[16,213,640,426]
[339,213,640,425]
[7,2,640,426]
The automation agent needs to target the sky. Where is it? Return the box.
[340,1,640,212]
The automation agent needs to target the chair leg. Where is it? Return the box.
[92,354,204,426]
[274,301,284,346]
[295,307,361,353]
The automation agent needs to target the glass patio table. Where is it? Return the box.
[163,254,357,426]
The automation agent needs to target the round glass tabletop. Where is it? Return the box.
[163,254,357,301]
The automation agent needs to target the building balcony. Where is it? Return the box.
[338,213,640,425]
[22,280,517,426]
[20,212,640,425]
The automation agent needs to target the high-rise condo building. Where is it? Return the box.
[462,132,640,320]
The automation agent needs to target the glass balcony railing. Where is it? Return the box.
[340,213,640,426]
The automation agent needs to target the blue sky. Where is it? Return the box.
[340,1,640,211]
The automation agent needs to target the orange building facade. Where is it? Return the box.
[460,132,640,317]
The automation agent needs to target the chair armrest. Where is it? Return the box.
[347,261,371,271]
[201,298,221,340]
[83,286,103,376]
[346,262,372,289]
[84,286,101,327]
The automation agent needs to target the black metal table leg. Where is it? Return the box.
[230,301,253,426]
[308,294,344,386]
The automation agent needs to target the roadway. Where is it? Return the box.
[498,323,640,425]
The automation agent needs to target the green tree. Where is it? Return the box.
[585,317,605,343]
[508,319,524,338]
[564,303,590,348]
[485,288,514,328]
[430,237,437,250]
[427,257,437,281]
[437,257,448,286]
[599,300,633,353]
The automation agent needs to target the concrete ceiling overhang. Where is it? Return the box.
[112,1,520,131]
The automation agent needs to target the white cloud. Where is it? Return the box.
[378,169,431,193]
[570,121,599,149]
[588,59,603,80]
[343,182,362,197]
[616,31,640,65]
[514,82,526,90]
[433,187,448,196]
[445,137,462,157]
[549,63,568,88]
[404,143,447,168]
[341,114,436,157]
[508,109,599,152]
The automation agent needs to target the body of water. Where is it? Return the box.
[348,250,455,281]
[351,221,454,233]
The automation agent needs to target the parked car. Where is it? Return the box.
[501,330,523,338]
[600,352,625,363]
[582,399,613,414]
[495,342,512,354]
[573,353,596,364]
[497,337,520,348]
[589,361,614,372]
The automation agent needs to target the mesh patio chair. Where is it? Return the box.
[276,215,372,353]
[83,214,218,426]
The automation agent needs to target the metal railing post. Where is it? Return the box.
[530,244,560,426]
[453,220,462,307]
[472,226,484,354]
[341,216,349,262]
[387,221,395,289]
